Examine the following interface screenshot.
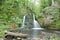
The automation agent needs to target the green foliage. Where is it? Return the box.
[41,0,60,29]
[0,0,60,33]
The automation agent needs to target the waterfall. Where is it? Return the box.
[21,14,44,40]
[21,14,43,30]
[20,14,60,40]
[32,14,44,30]
[52,0,55,6]
[21,14,26,28]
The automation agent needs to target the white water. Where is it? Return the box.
[21,14,26,28]
[32,14,44,30]
[21,14,43,30]
[21,14,44,40]
[21,14,60,40]
[52,0,55,6]
[31,14,44,40]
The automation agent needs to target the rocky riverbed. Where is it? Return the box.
[21,29,60,40]
[0,38,3,40]
[3,29,60,40]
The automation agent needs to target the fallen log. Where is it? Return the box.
[4,30,28,39]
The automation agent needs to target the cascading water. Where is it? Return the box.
[20,14,60,40]
[21,14,44,40]
[52,0,55,6]
[32,14,43,30]
[21,14,26,28]
[31,14,44,40]
[21,14,43,30]
[21,14,33,29]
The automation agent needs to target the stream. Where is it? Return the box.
[21,29,60,40]
[20,14,60,40]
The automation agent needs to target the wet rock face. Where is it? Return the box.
[22,14,34,29]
